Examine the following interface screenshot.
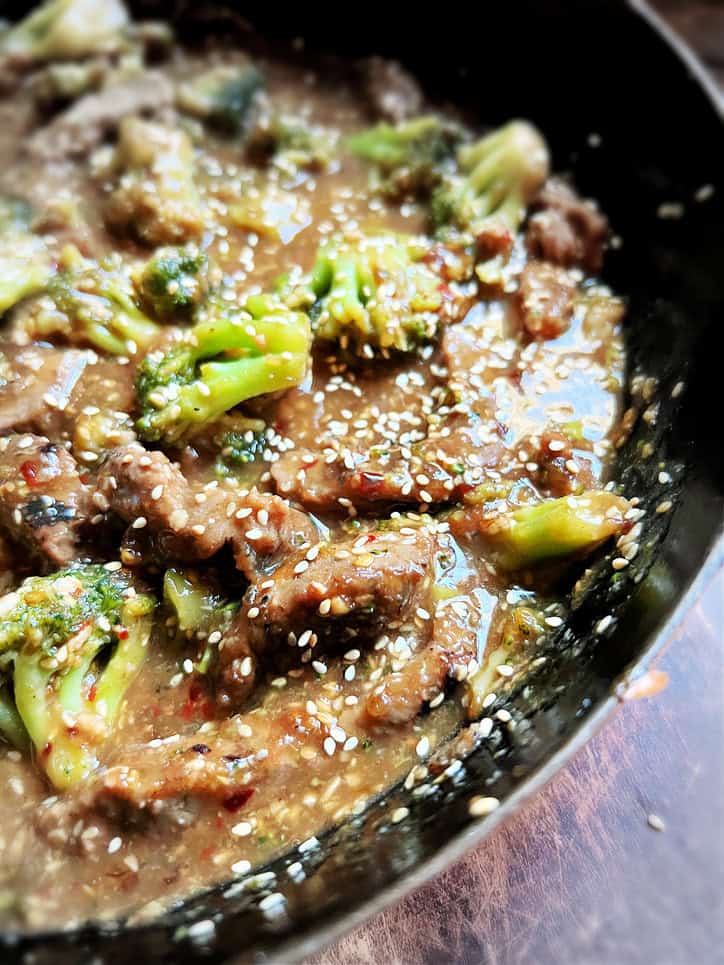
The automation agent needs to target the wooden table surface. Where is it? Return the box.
[312,6,724,964]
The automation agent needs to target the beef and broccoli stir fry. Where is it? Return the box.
[0,0,636,930]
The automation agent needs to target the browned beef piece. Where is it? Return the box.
[526,178,608,274]
[517,261,578,340]
[94,444,317,579]
[271,419,507,513]
[0,434,91,565]
[26,71,176,161]
[216,526,437,708]
[0,344,88,436]
[364,590,484,725]
[361,57,423,122]
[523,427,598,496]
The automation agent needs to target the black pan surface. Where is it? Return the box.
[0,1,722,962]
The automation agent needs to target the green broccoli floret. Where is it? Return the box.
[248,112,338,172]
[347,115,459,198]
[105,118,204,246]
[10,245,160,355]
[0,679,29,751]
[177,63,265,136]
[136,293,311,444]
[0,0,130,64]
[135,244,211,322]
[431,120,549,244]
[475,490,631,570]
[212,416,267,476]
[163,568,238,673]
[0,196,53,314]
[305,233,445,356]
[0,564,155,789]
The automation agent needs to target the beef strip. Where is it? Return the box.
[271,415,507,512]
[517,260,578,340]
[526,177,608,274]
[216,525,437,707]
[0,433,91,566]
[94,444,317,578]
[361,57,423,122]
[26,71,175,161]
[364,588,489,725]
[0,344,88,436]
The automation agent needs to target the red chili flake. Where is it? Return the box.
[189,680,204,702]
[117,627,129,640]
[42,741,53,757]
[199,845,215,862]
[87,683,97,702]
[222,788,254,813]
[20,461,40,487]
[79,473,91,485]
[152,705,161,718]
[357,471,385,494]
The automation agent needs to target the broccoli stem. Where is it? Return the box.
[0,683,29,751]
[488,491,630,570]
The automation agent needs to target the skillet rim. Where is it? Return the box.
[0,1,721,960]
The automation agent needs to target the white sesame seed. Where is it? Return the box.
[545,616,563,628]
[496,664,514,678]
[151,485,164,500]
[131,516,147,529]
[245,528,263,540]
[247,606,260,619]
[343,736,358,751]
[656,500,673,514]
[415,736,430,758]
[231,821,252,837]
[312,661,327,675]
[391,807,409,824]
[108,836,122,854]
[596,615,614,634]
[323,737,336,756]
[294,560,310,575]
[231,859,251,875]
[428,692,444,708]
[612,557,629,570]
[647,813,666,832]
[468,796,500,817]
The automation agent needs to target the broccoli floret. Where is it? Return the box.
[0,565,155,789]
[136,293,311,444]
[11,245,160,355]
[431,120,549,244]
[248,112,338,172]
[347,115,459,198]
[0,0,129,65]
[177,63,265,136]
[0,196,53,314]
[163,568,238,673]
[480,490,631,570]
[135,244,211,322]
[305,233,445,356]
[467,602,547,716]
[0,679,29,750]
[212,416,267,476]
[105,118,204,246]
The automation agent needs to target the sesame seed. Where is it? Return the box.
[596,615,613,634]
[468,795,500,817]
[191,524,206,536]
[245,528,263,540]
[131,516,147,529]
[344,665,356,681]
[231,821,252,837]
[415,736,430,758]
[323,737,336,756]
[612,557,629,570]
[548,439,566,452]
[231,859,251,875]
[247,606,260,619]
[391,807,409,824]
[647,813,666,832]
[496,664,514,678]
[312,661,327,675]
[428,692,444,708]
[478,717,494,738]
[108,836,122,854]
[656,500,673,514]
[318,598,331,615]
[545,616,563,628]
[151,485,163,500]
[257,509,269,526]
[343,736,358,751]
[294,560,310,574]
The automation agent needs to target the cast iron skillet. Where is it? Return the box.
[0,1,722,962]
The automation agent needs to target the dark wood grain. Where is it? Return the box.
[311,9,724,964]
